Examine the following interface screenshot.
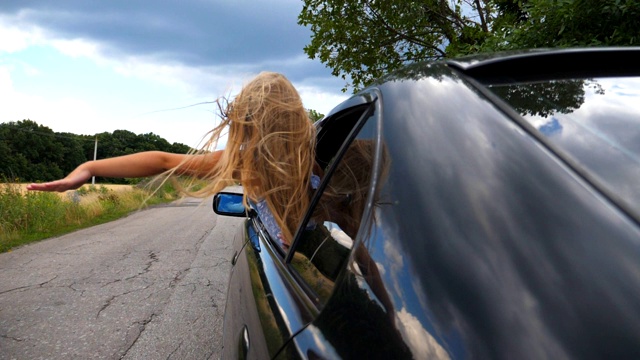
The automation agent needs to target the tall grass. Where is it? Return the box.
[0,182,179,253]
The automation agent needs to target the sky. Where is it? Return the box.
[0,0,350,147]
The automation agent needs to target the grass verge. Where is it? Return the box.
[0,182,179,253]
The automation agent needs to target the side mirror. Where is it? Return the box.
[213,192,247,217]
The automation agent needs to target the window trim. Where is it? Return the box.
[284,93,381,309]
[286,100,376,262]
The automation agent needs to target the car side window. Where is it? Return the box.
[288,106,378,307]
[253,104,373,253]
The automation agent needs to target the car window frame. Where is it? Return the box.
[288,101,376,259]
[284,92,383,309]
[253,102,377,257]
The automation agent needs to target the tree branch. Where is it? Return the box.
[365,1,447,57]
[474,0,489,32]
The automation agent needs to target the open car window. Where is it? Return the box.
[255,103,376,253]
[287,102,379,308]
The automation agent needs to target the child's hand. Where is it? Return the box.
[27,168,92,192]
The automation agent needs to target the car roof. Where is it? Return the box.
[446,47,640,84]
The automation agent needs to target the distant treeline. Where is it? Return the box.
[0,120,192,184]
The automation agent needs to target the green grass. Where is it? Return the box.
[0,182,179,253]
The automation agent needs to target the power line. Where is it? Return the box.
[136,101,218,116]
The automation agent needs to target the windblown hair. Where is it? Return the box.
[312,139,390,237]
[313,140,377,238]
[183,72,316,244]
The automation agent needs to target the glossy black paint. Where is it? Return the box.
[371,70,640,358]
[447,47,640,84]
[222,217,320,359]
[221,48,640,359]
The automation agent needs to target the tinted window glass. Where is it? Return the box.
[488,77,640,214]
[254,104,373,252]
[289,108,378,307]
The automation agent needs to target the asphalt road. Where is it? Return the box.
[0,195,243,360]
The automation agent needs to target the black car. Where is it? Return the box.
[214,48,640,359]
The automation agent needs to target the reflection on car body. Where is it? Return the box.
[215,48,640,359]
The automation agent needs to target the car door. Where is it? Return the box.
[222,95,379,360]
[275,91,386,358]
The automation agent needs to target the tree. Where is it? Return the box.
[57,132,88,175]
[489,80,589,118]
[475,1,639,120]
[499,0,638,50]
[169,142,192,154]
[308,109,325,122]
[0,137,24,180]
[0,120,65,181]
[300,0,640,92]
[111,129,139,156]
[137,132,172,152]
[0,120,191,183]
[298,0,493,91]
[475,0,640,53]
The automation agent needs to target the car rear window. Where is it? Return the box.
[488,77,640,215]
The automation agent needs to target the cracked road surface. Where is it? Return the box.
[0,196,243,360]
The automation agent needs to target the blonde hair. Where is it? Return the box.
[183,72,316,244]
[313,139,392,239]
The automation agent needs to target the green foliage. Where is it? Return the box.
[300,0,640,91]
[0,120,193,184]
[479,0,640,52]
[75,184,110,196]
[0,182,69,251]
[308,109,325,122]
[299,0,492,91]
[489,80,588,118]
[0,180,179,252]
[0,120,70,181]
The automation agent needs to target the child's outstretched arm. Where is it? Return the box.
[27,150,222,192]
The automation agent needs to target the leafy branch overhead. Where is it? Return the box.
[299,0,640,92]
[298,0,492,91]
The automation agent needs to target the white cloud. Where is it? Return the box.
[0,18,42,53]
[0,66,38,118]
[298,85,349,115]
[112,59,237,98]
[51,38,102,59]
[327,223,354,249]
[0,66,13,92]
[0,64,109,134]
[383,240,407,307]
[384,239,404,271]
[0,8,348,147]
[396,307,451,359]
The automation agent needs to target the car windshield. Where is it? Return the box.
[488,76,640,215]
